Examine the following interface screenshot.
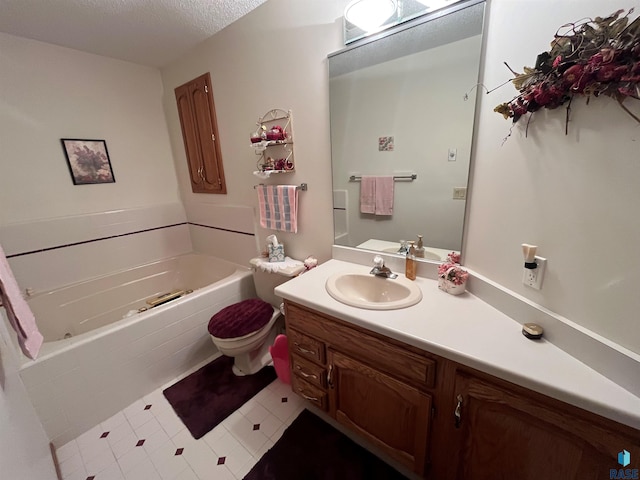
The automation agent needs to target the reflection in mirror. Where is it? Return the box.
[329,0,485,262]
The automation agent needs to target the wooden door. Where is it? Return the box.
[328,349,431,475]
[174,73,226,194]
[449,371,640,480]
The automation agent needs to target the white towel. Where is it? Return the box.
[0,244,43,359]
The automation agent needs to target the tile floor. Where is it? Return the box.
[55,356,306,480]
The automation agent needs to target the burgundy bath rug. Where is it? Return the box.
[163,355,276,439]
[244,409,408,479]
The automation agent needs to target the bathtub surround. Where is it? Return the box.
[18,254,257,448]
[162,355,277,439]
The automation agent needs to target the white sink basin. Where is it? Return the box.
[325,272,422,310]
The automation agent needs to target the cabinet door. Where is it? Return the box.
[174,73,226,194]
[328,350,431,475]
[449,371,640,480]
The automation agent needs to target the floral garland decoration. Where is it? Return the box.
[494,9,640,134]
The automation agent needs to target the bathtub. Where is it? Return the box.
[16,253,256,447]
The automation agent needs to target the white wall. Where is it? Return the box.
[161,0,340,264]
[0,312,57,480]
[0,32,181,225]
[162,0,640,355]
[330,36,481,250]
[464,0,640,354]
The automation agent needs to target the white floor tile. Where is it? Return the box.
[143,427,172,455]
[62,367,308,480]
[173,468,200,480]
[59,452,86,479]
[94,461,125,480]
[134,416,163,439]
[123,458,161,480]
[243,402,270,425]
[155,406,186,438]
[111,432,139,459]
[106,419,135,448]
[148,441,191,480]
[118,444,151,474]
[84,449,116,477]
[56,439,80,463]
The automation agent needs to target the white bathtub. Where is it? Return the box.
[17,253,256,447]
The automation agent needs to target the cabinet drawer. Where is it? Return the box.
[288,328,326,365]
[287,302,436,388]
[291,375,328,411]
[291,354,326,389]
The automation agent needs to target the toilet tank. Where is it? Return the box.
[250,258,306,307]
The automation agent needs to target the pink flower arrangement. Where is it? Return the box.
[438,252,469,286]
[494,9,640,134]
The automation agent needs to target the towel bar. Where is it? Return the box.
[349,174,417,182]
[253,183,307,191]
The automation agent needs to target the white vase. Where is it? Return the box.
[438,277,466,295]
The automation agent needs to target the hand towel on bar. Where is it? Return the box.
[0,243,43,359]
[257,185,299,233]
[359,176,376,214]
[375,176,394,215]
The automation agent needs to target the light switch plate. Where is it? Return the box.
[452,187,467,199]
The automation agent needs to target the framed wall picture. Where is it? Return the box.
[61,139,115,185]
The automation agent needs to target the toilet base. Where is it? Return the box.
[231,315,282,376]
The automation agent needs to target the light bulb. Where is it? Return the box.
[344,0,397,32]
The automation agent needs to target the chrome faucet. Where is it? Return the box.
[370,256,398,279]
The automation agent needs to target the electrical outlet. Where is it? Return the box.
[522,256,546,289]
[448,148,457,162]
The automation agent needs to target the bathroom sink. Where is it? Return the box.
[381,247,442,261]
[325,273,422,310]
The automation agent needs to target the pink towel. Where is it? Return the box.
[0,244,43,359]
[359,176,376,214]
[375,176,394,215]
[257,185,299,233]
[360,176,394,215]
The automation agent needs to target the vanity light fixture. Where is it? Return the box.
[344,0,398,33]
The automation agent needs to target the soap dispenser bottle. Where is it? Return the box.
[405,244,417,280]
[415,235,425,258]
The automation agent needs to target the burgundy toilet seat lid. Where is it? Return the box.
[208,298,274,339]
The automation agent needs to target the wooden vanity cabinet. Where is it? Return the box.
[284,301,640,479]
[285,301,439,476]
[443,367,640,480]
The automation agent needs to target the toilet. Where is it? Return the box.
[208,258,305,376]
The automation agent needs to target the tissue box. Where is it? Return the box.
[268,244,285,262]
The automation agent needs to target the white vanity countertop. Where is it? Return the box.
[275,259,640,430]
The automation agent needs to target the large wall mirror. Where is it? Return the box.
[329,0,485,262]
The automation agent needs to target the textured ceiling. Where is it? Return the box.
[0,0,268,67]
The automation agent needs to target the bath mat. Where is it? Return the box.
[244,409,408,480]
[163,355,276,439]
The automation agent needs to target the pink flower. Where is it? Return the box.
[447,252,461,264]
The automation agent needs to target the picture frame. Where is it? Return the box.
[61,139,115,185]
